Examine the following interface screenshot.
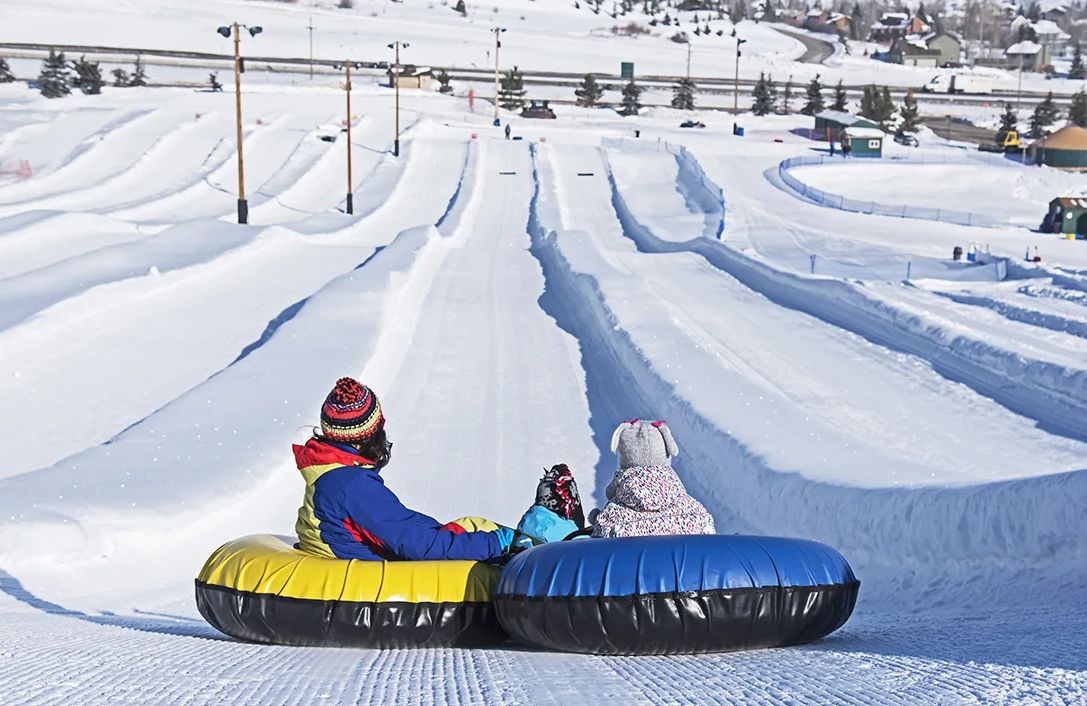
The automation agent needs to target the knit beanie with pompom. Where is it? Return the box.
[320,377,384,443]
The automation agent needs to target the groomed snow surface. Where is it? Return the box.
[1,39,1087,706]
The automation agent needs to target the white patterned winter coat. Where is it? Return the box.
[591,464,715,538]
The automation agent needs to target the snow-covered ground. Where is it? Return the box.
[1,2,1087,704]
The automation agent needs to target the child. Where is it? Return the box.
[591,420,715,538]
[294,377,519,561]
[516,464,586,543]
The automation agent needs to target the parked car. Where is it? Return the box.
[680,120,706,128]
[893,131,919,147]
[521,100,556,119]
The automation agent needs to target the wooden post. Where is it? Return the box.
[346,62,354,214]
[394,42,401,157]
[232,22,247,225]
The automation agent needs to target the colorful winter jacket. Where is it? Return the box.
[591,464,716,538]
[516,504,579,543]
[293,438,502,561]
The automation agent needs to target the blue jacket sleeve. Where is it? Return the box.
[344,475,502,561]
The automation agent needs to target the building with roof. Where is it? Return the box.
[1043,196,1087,237]
[386,65,434,90]
[842,126,884,157]
[892,39,942,67]
[812,111,882,141]
[1030,125,1087,170]
[1006,40,1043,71]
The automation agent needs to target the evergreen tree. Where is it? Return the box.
[850,1,863,39]
[1071,88,1087,127]
[729,0,746,24]
[112,68,130,87]
[859,84,877,121]
[751,72,777,115]
[1029,91,1059,138]
[38,49,72,99]
[781,77,793,114]
[801,75,824,115]
[621,79,643,115]
[831,78,847,111]
[575,73,605,107]
[498,65,527,110]
[436,68,453,94]
[130,56,148,87]
[1070,43,1085,80]
[877,86,895,129]
[71,56,103,95]
[671,76,696,110]
[898,89,920,132]
[0,57,15,83]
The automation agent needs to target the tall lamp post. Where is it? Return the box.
[217,22,263,225]
[491,27,506,126]
[731,30,747,135]
[334,60,363,214]
[387,41,409,157]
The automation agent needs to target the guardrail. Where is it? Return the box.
[777,154,1018,228]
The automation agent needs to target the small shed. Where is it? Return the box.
[842,126,884,157]
[812,111,881,141]
[387,65,433,90]
[1044,196,1087,237]
[1030,125,1087,170]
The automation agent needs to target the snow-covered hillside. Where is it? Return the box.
[1,3,1086,705]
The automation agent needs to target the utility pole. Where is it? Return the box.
[217,22,262,224]
[686,42,692,79]
[1017,54,1024,115]
[492,27,506,126]
[307,17,315,79]
[388,41,409,157]
[343,62,359,213]
[732,31,746,134]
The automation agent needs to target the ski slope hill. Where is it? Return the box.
[0,47,1086,706]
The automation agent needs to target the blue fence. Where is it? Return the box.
[777,154,1016,228]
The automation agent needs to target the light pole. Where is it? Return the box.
[334,60,363,214]
[217,22,263,225]
[307,17,315,80]
[491,27,506,126]
[731,30,747,135]
[387,41,409,157]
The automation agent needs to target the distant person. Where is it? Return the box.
[592,420,715,538]
[515,464,586,543]
[504,123,511,140]
[293,377,530,561]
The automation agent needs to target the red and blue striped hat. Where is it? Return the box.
[320,377,384,443]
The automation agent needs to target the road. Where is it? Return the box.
[922,115,998,145]
[774,27,835,64]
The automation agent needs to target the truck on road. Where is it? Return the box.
[923,74,995,94]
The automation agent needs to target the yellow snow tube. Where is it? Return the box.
[195,531,506,648]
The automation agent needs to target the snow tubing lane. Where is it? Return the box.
[495,534,859,655]
[195,534,506,648]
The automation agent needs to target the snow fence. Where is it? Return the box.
[778,153,1020,228]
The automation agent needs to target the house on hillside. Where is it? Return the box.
[1006,40,1043,71]
[928,33,963,66]
[890,38,942,67]
[870,12,931,43]
[801,9,852,35]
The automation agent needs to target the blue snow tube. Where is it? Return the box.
[494,534,859,655]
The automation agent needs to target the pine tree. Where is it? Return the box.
[130,56,148,87]
[781,78,793,114]
[898,89,920,132]
[1029,91,1059,138]
[112,68,130,87]
[997,103,1018,144]
[0,57,15,83]
[498,65,527,110]
[436,69,453,94]
[1070,43,1085,80]
[621,79,643,115]
[1071,88,1087,127]
[877,86,895,129]
[575,73,604,107]
[801,76,824,115]
[729,0,746,24]
[71,56,103,95]
[859,84,877,121]
[671,76,696,110]
[831,79,847,111]
[751,72,777,115]
[38,49,72,99]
